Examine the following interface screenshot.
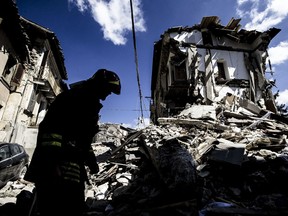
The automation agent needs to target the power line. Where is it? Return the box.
[104,108,150,112]
[129,0,144,124]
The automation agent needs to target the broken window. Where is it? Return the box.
[169,56,187,85]
[172,63,187,81]
[24,87,39,117]
[202,31,213,46]
[2,54,17,77]
[2,54,17,87]
[11,63,24,86]
[2,54,24,91]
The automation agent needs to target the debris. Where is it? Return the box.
[1,101,288,215]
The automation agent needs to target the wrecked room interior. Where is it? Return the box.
[1,11,288,216]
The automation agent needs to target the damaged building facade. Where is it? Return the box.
[151,16,280,123]
[0,0,67,155]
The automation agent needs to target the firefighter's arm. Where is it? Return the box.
[85,145,99,174]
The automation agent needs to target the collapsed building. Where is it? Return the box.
[150,16,280,123]
[81,17,288,215]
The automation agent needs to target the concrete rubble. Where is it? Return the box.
[1,103,288,215]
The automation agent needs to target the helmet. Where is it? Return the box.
[88,69,121,95]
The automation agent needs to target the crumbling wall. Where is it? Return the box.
[151,17,280,123]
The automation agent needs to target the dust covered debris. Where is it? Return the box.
[1,105,288,215]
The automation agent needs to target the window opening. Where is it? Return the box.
[217,61,226,81]
[170,56,187,84]
[3,55,17,77]
[202,31,213,46]
[11,63,24,86]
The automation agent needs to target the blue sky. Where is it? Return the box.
[17,0,288,128]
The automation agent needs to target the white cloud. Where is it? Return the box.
[268,41,288,65]
[276,89,288,105]
[68,0,146,45]
[237,0,250,5]
[236,0,288,31]
[69,0,89,11]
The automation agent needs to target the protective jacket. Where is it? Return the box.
[25,86,101,185]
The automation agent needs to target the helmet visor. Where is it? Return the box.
[109,80,121,95]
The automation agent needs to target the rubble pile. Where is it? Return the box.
[1,103,288,215]
[83,103,288,215]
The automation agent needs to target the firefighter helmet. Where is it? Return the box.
[88,69,121,95]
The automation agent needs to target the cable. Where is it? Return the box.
[129,0,144,125]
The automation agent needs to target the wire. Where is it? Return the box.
[104,108,150,111]
[129,0,144,125]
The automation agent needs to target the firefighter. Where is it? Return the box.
[24,69,121,216]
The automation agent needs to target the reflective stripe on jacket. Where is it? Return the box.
[60,161,81,183]
[24,132,86,184]
[40,133,63,148]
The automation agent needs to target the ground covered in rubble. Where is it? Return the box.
[1,105,288,215]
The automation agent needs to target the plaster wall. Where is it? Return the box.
[170,30,202,45]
